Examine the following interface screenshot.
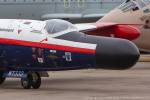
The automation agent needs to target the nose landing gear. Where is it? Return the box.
[21,72,41,89]
[0,71,5,85]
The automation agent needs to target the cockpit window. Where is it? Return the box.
[118,0,150,12]
[143,0,150,4]
[136,0,146,8]
[118,0,139,12]
[45,19,76,34]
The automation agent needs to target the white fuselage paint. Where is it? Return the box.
[0,19,97,51]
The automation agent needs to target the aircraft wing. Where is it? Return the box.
[41,13,106,20]
[75,22,117,32]
[75,22,141,40]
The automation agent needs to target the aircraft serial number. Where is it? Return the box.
[7,71,25,77]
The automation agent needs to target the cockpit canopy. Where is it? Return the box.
[119,0,150,12]
[45,19,77,34]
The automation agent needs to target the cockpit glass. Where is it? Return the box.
[143,0,150,4]
[45,19,76,34]
[119,0,150,12]
[118,0,139,12]
[136,0,146,8]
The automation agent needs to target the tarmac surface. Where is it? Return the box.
[1,62,150,100]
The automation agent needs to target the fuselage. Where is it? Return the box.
[0,19,96,71]
[0,19,140,71]
[99,1,150,52]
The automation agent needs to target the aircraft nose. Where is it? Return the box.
[95,37,140,70]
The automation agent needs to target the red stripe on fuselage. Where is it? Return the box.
[0,38,95,54]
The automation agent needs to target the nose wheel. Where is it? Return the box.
[21,72,41,89]
[31,72,41,89]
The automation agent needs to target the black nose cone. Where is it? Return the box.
[56,32,140,70]
[95,38,140,70]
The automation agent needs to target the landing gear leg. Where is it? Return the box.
[31,72,41,89]
[0,71,5,85]
[21,73,32,89]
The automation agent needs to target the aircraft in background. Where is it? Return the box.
[0,19,139,89]
[0,0,122,23]
[75,0,150,53]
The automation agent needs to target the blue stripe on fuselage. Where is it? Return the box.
[0,44,96,71]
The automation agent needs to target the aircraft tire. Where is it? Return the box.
[0,77,5,85]
[21,73,32,89]
[0,71,5,85]
[31,72,41,89]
